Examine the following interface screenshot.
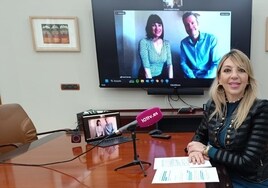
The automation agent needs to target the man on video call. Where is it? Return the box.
[104,118,114,135]
[180,12,221,78]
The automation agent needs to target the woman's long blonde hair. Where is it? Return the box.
[209,49,257,128]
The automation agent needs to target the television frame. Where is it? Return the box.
[91,0,252,94]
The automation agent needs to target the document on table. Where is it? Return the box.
[152,167,219,183]
[153,157,212,169]
[152,157,219,183]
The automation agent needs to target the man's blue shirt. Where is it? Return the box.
[180,32,221,78]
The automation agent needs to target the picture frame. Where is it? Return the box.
[266,17,268,52]
[30,16,80,52]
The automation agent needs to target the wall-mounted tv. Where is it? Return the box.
[91,0,252,94]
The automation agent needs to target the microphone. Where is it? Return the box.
[114,107,163,135]
[136,107,163,128]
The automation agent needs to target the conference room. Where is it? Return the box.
[1,0,268,187]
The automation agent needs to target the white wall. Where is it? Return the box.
[0,0,267,133]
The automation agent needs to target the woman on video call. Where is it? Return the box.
[95,119,104,137]
[139,14,173,79]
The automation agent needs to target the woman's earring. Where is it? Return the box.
[217,83,224,93]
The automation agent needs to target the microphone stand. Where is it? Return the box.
[114,126,151,176]
[148,122,162,135]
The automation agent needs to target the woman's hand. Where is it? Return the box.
[188,151,206,164]
[187,141,210,164]
[187,141,206,154]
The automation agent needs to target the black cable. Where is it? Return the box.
[177,95,203,109]
[168,94,203,110]
[169,94,180,102]
[0,134,113,167]
[36,128,76,136]
[167,95,175,109]
[177,95,192,107]
[41,166,90,188]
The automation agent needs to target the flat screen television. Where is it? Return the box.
[91,0,252,95]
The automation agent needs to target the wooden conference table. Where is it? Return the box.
[0,132,224,188]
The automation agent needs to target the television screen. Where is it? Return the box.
[91,0,252,92]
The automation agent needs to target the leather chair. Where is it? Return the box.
[0,103,38,154]
[0,103,75,155]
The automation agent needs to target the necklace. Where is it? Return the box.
[226,97,243,103]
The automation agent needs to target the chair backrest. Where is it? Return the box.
[0,103,38,154]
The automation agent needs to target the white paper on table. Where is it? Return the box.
[153,157,212,170]
[152,167,219,183]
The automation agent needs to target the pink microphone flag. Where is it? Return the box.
[136,107,163,127]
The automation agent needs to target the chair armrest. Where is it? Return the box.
[0,143,23,148]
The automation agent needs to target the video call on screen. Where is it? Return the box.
[114,10,231,79]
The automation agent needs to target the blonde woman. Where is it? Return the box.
[187,49,268,187]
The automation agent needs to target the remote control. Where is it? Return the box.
[151,134,171,139]
[178,107,195,114]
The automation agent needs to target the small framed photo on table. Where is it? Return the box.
[30,16,80,52]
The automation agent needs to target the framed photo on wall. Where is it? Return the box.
[30,16,80,52]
